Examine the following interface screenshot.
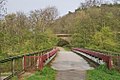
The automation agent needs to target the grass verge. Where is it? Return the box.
[87,65,120,80]
[24,66,56,80]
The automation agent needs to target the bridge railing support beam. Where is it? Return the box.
[108,56,113,69]
[23,56,26,71]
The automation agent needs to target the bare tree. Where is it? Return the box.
[113,0,120,4]
[80,0,102,9]
[29,6,58,32]
[0,0,7,19]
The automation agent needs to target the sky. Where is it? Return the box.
[6,0,114,16]
[6,0,84,16]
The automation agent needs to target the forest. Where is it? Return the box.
[52,3,120,53]
[0,6,59,59]
[0,0,120,59]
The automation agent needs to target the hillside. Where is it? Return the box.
[52,4,120,52]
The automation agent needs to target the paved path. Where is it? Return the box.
[51,48,93,80]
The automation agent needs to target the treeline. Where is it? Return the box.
[0,6,58,58]
[52,3,120,52]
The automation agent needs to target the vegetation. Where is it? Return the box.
[1,0,120,80]
[11,76,18,80]
[1,0,120,58]
[24,66,56,80]
[0,6,59,59]
[87,65,120,80]
[52,3,120,53]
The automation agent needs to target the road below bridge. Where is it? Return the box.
[51,47,94,80]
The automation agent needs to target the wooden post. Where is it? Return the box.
[22,56,25,70]
[12,59,15,76]
[23,56,26,70]
[0,65,1,80]
[119,56,120,67]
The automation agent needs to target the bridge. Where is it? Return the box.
[56,34,72,42]
[0,47,120,80]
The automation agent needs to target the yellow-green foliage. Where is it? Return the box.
[52,4,120,52]
[0,7,58,59]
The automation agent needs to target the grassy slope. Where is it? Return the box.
[87,65,120,80]
[24,66,56,80]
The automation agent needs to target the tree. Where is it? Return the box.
[0,6,59,58]
[29,6,58,32]
[0,0,7,19]
[91,27,117,51]
[113,0,120,4]
[80,0,102,9]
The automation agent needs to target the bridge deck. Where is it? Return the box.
[51,47,93,80]
[56,34,72,37]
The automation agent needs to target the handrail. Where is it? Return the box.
[0,48,52,63]
[86,48,120,56]
[72,48,113,69]
[0,48,58,80]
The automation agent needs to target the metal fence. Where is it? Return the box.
[81,48,120,70]
[0,48,53,80]
[72,48,113,69]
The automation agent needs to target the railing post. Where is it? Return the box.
[22,56,25,70]
[39,56,41,70]
[108,56,113,69]
[36,53,39,69]
[11,59,15,76]
[0,65,1,80]
[34,55,35,66]
[119,56,120,67]
[28,56,31,67]
[23,56,26,71]
[39,54,43,70]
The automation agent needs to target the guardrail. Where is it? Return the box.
[72,48,113,69]
[87,48,120,56]
[87,48,120,70]
[0,48,59,80]
[24,48,59,71]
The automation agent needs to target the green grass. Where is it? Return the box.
[63,47,71,51]
[24,66,56,80]
[11,76,18,80]
[87,65,120,80]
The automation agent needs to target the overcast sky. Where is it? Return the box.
[7,0,83,16]
[7,0,113,16]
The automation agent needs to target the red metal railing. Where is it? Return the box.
[0,48,59,80]
[23,48,59,70]
[72,48,113,69]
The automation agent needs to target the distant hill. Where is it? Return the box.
[51,4,120,52]
[52,4,120,34]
